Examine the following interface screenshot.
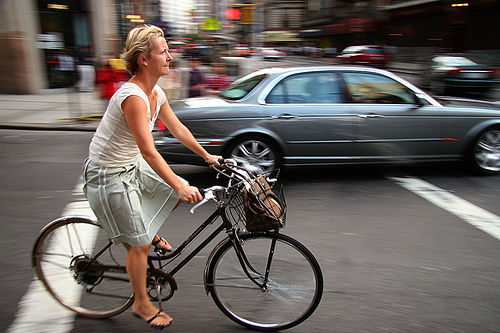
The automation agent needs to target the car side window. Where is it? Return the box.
[266,72,342,104]
[343,72,416,104]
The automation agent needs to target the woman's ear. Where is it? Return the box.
[138,54,148,67]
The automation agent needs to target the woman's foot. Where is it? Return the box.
[133,304,173,329]
[152,235,172,252]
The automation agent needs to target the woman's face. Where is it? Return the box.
[147,37,173,76]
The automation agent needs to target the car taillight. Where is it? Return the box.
[447,68,462,75]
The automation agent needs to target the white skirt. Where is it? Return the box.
[83,158,184,247]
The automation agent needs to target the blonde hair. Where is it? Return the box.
[121,25,164,75]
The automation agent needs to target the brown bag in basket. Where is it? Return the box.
[241,175,286,232]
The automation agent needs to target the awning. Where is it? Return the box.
[264,31,303,42]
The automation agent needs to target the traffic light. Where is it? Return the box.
[230,4,255,25]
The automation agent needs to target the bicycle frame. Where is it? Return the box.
[84,203,279,294]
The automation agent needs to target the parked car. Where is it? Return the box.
[155,66,500,174]
[260,48,286,61]
[422,54,496,96]
[337,45,390,68]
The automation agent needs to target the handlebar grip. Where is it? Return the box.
[217,158,226,164]
[198,188,205,198]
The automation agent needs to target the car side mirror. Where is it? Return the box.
[413,93,427,108]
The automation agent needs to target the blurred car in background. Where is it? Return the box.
[156,66,500,175]
[323,48,338,58]
[232,46,254,57]
[260,48,286,61]
[337,45,390,68]
[422,55,496,96]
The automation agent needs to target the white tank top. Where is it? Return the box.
[89,82,166,167]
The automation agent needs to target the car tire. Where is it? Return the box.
[225,135,281,173]
[466,126,500,174]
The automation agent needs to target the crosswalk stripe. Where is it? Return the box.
[390,176,500,240]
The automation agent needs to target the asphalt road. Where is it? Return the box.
[1,129,500,333]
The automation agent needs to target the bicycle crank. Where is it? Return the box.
[147,268,178,302]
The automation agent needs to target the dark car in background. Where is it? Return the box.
[422,55,497,96]
[156,66,500,175]
[337,45,390,68]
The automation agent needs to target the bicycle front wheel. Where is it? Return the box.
[32,217,133,318]
[206,232,323,331]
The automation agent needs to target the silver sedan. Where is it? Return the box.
[155,66,500,174]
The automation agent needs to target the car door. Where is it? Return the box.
[341,71,452,163]
[263,71,356,166]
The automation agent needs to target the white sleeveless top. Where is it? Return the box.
[89,82,166,167]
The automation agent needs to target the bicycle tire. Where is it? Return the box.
[32,216,134,318]
[205,232,323,331]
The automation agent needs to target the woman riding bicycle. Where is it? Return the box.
[83,25,220,329]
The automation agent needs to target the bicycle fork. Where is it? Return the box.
[231,231,278,292]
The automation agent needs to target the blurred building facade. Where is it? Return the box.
[297,0,500,53]
[0,0,118,94]
[263,0,306,46]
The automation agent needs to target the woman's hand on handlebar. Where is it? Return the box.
[204,154,223,165]
[178,185,203,204]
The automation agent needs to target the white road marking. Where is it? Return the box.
[390,176,500,240]
[7,179,96,333]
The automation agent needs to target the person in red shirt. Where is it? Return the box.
[205,61,232,95]
[96,57,129,110]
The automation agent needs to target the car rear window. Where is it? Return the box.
[220,74,267,100]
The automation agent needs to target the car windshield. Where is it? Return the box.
[220,73,267,100]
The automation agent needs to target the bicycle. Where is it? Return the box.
[32,159,324,331]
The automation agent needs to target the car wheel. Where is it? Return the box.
[225,136,281,173]
[467,126,500,174]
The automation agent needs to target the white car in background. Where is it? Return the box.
[260,48,286,61]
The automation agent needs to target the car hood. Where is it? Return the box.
[169,96,253,120]
[171,96,229,110]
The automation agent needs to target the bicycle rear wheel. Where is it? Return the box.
[32,217,133,318]
[206,232,323,331]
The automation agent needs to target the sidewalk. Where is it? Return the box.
[0,89,104,131]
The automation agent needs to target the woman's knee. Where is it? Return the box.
[127,243,151,255]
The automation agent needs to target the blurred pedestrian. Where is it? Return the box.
[83,25,221,330]
[187,58,205,97]
[158,60,181,101]
[76,46,95,92]
[57,49,77,88]
[95,57,128,110]
[205,61,232,95]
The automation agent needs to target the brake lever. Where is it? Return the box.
[189,187,221,214]
[190,197,210,214]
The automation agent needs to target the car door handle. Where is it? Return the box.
[358,114,384,119]
[272,114,297,119]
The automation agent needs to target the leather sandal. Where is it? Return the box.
[152,236,172,254]
[134,310,172,330]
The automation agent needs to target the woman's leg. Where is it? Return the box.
[127,244,172,327]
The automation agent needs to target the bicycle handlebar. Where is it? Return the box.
[190,159,253,214]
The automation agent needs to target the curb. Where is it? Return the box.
[0,122,97,132]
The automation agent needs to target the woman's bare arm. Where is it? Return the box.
[158,100,220,165]
[122,95,202,203]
